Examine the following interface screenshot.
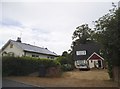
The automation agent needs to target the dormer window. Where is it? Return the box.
[76,50,86,55]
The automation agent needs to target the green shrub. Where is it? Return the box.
[61,64,74,71]
[2,56,60,76]
[56,56,68,65]
[56,56,74,71]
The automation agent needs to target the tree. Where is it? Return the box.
[62,51,68,57]
[93,4,120,78]
[94,5,120,66]
[72,24,93,46]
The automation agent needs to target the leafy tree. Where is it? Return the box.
[93,5,120,66]
[72,24,92,45]
[56,50,74,71]
[62,51,68,57]
[93,3,120,78]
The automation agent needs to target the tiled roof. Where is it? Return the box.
[73,41,101,60]
[10,40,57,56]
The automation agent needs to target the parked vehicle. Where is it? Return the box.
[78,64,90,70]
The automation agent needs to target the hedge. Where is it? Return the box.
[56,56,74,71]
[2,56,60,76]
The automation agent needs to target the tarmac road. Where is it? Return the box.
[2,79,44,89]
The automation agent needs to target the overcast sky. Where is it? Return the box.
[0,0,119,55]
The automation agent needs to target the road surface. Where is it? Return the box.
[2,79,44,89]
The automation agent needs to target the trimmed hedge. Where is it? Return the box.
[2,56,60,76]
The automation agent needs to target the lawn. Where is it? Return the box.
[4,69,118,87]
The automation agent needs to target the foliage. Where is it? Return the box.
[56,51,74,71]
[93,6,120,66]
[62,51,68,57]
[72,24,94,46]
[2,56,60,76]
[93,4,120,78]
[61,64,74,71]
[56,56,68,65]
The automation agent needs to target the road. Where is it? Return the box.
[2,78,119,89]
[2,79,44,89]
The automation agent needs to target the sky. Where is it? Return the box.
[0,0,120,55]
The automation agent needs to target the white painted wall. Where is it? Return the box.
[2,43,24,57]
[25,52,47,58]
[88,60,101,68]
[25,52,56,59]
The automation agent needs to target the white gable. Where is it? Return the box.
[2,41,24,57]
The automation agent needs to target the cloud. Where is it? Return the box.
[0,18,24,28]
[1,1,117,55]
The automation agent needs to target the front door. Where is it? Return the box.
[98,60,101,68]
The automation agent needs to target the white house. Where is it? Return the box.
[1,37,58,59]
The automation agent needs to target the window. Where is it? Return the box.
[10,44,13,48]
[36,55,39,57]
[50,57,54,59]
[32,55,35,57]
[2,51,7,56]
[91,60,93,63]
[51,57,54,59]
[47,56,54,59]
[76,50,86,55]
[32,55,39,57]
[8,52,14,56]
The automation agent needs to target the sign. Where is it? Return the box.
[76,51,86,55]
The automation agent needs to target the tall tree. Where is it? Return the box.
[71,24,93,50]
[92,4,120,78]
[93,5,120,66]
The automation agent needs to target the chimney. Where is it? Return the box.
[16,37,21,43]
[45,48,48,49]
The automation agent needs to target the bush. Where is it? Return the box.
[56,56,74,71]
[61,64,74,71]
[56,56,68,65]
[2,56,60,76]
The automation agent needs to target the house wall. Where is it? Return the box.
[2,41,57,59]
[89,60,97,68]
[25,52,56,59]
[2,43,24,57]
[88,60,103,68]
